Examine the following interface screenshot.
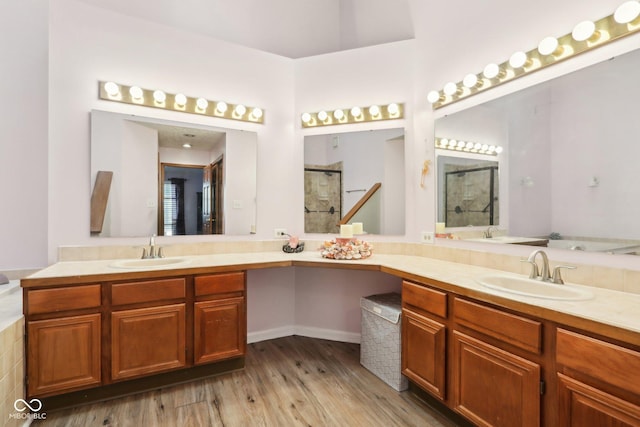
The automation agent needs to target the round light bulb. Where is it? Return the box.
[369,105,380,117]
[474,142,482,150]
[234,104,247,116]
[495,146,504,154]
[196,97,208,110]
[216,101,228,113]
[301,112,312,123]
[488,145,496,152]
[443,82,457,96]
[153,90,166,103]
[483,63,500,79]
[463,74,478,88]
[104,81,119,96]
[465,141,474,149]
[439,138,448,147]
[427,90,441,104]
[481,144,489,151]
[129,86,143,100]
[387,103,399,115]
[317,110,328,121]
[448,139,457,147]
[333,109,344,120]
[614,1,640,24]
[538,36,559,56]
[572,20,596,41]
[350,106,362,117]
[509,51,528,69]
[457,140,466,148]
[174,93,187,106]
[251,107,263,119]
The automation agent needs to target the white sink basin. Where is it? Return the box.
[477,275,593,301]
[109,257,190,270]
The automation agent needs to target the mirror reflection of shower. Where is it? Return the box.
[438,156,499,227]
[304,166,342,233]
[303,128,405,235]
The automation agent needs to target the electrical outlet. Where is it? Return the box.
[274,228,287,238]
[421,231,434,244]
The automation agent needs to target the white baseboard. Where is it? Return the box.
[295,326,361,343]
[248,326,296,344]
[248,325,360,344]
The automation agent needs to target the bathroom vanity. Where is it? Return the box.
[21,249,640,425]
[401,277,640,426]
[22,268,247,408]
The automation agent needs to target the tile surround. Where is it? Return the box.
[56,239,639,295]
[0,318,24,427]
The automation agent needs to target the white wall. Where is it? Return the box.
[0,0,48,270]
[294,40,415,240]
[2,0,639,276]
[47,0,294,261]
[293,268,401,342]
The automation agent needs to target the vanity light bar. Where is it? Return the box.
[435,137,503,156]
[98,81,265,124]
[428,1,640,109]
[301,103,404,128]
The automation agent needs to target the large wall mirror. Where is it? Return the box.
[304,128,405,235]
[91,110,257,237]
[436,48,640,255]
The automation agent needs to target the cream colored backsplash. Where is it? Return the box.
[56,240,640,295]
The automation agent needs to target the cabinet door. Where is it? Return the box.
[111,304,186,381]
[401,308,446,400]
[194,297,246,365]
[558,373,640,426]
[452,331,540,427]
[27,314,101,397]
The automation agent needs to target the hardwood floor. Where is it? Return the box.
[35,336,458,426]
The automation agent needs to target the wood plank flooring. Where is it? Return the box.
[35,336,458,426]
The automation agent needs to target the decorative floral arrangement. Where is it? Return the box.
[320,238,373,260]
[282,235,305,253]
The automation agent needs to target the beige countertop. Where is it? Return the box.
[22,250,640,345]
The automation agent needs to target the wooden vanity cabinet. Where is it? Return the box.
[451,298,542,427]
[556,328,640,426]
[25,285,102,397]
[194,272,246,365]
[401,280,544,426]
[110,278,187,381]
[24,271,247,402]
[401,280,447,400]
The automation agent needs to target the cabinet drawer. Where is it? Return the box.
[454,298,541,354]
[195,272,245,297]
[557,328,640,397]
[27,285,101,315]
[402,281,447,318]
[112,278,185,306]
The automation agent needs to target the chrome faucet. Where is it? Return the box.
[141,234,163,259]
[523,249,550,281]
[522,249,576,284]
[484,226,499,238]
